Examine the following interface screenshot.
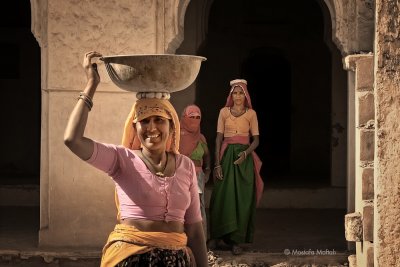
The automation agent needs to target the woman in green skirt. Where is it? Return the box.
[209,79,264,255]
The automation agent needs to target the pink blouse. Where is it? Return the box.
[86,141,202,224]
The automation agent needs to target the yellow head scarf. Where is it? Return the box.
[121,98,180,154]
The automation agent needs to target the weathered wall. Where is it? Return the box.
[326,0,374,55]
[32,0,189,247]
[374,0,400,266]
[40,0,155,247]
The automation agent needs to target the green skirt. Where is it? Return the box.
[209,143,256,243]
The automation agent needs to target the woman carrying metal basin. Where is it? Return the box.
[64,51,208,267]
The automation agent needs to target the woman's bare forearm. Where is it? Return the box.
[64,82,97,160]
[245,135,259,155]
[214,133,223,166]
[185,222,208,267]
[64,52,102,160]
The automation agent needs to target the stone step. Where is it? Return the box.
[0,249,350,267]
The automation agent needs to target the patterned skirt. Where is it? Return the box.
[115,248,190,267]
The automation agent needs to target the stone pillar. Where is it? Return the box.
[374,0,400,266]
[31,0,189,247]
[344,53,374,267]
[346,70,356,214]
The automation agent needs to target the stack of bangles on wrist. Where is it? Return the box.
[77,92,93,111]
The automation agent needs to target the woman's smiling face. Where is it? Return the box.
[136,115,172,151]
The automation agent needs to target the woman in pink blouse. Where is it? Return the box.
[64,51,208,267]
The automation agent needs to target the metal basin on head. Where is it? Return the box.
[101,54,207,93]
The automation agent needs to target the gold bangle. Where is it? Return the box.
[214,165,221,170]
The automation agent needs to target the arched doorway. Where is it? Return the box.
[196,0,335,187]
[177,0,347,252]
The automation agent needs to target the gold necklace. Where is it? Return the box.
[141,150,169,177]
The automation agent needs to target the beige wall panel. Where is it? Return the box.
[41,90,136,246]
[47,0,157,91]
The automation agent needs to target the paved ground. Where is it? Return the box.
[0,207,350,266]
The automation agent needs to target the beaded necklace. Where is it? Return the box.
[141,150,169,177]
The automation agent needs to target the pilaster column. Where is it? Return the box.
[344,53,374,267]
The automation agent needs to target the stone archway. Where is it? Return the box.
[175,0,377,259]
[179,0,345,189]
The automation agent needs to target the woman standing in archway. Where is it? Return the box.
[209,79,263,255]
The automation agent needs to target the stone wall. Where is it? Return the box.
[374,0,400,266]
[31,0,189,247]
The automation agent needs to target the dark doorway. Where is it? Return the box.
[0,0,40,252]
[242,49,292,182]
[197,0,332,186]
[0,1,41,185]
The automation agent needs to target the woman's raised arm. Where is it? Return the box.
[64,51,102,160]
